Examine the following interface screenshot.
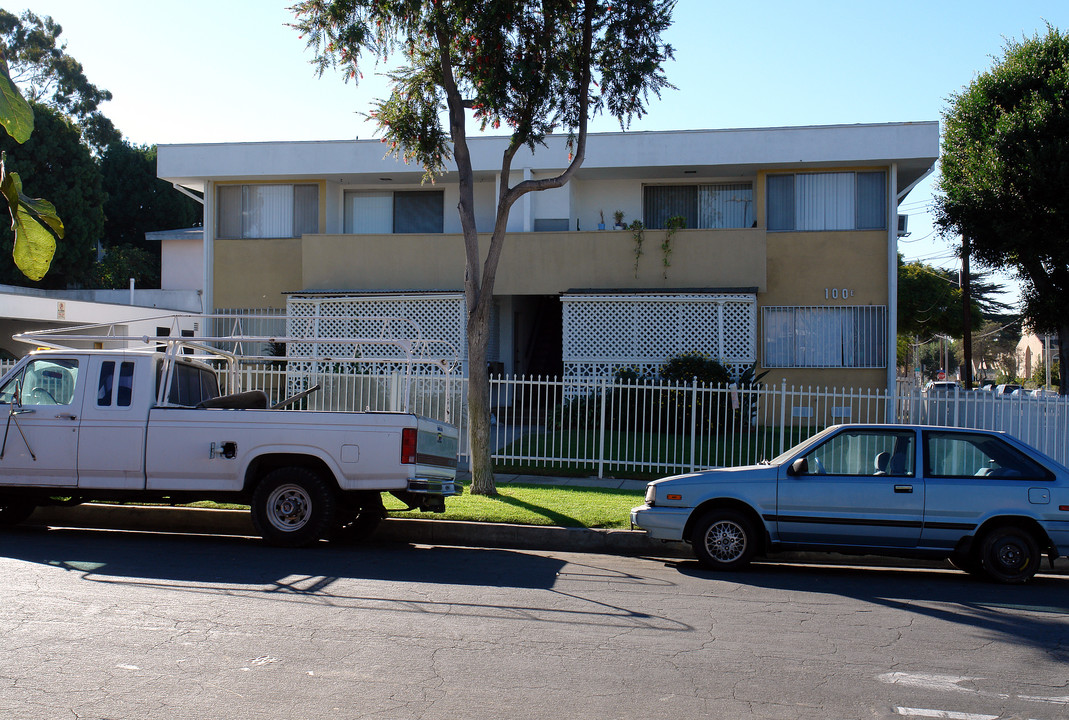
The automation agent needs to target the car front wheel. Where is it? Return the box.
[691,509,757,571]
[980,526,1040,584]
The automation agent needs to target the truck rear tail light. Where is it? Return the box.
[401,428,417,464]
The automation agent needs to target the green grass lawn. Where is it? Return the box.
[494,426,815,476]
[386,481,644,529]
[115,481,646,530]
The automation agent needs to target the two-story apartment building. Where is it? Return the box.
[157,122,939,392]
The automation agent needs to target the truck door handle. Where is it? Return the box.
[57,413,78,420]
[894,484,913,493]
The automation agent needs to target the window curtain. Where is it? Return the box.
[699,184,754,229]
[293,185,319,235]
[796,173,854,231]
[763,306,886,368]
[216,185,242,238]
[766,175,795,231]
[243,185,293,239]
[644,185,698,229]
[855,172,887,230]
[394,191,444,233]
[344,191,392,233]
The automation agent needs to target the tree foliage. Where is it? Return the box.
[0,102,100,288]
[936,25,1069,393]
[0,9,120,152]
[292,0,676,494]
[897,255,1008,338]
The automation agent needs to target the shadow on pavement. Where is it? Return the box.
[0,524,566,590]
[672,557,1069,659]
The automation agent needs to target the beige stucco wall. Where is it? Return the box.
[294,228,767,295]
[759,229,889,390]
[214,238,303,309]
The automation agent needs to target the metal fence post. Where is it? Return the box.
[598,377,609,479]
[778,378,788,457]
[689,377,698,472]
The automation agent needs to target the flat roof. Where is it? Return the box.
[158,122,939,197]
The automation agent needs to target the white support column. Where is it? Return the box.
[886,164,898,421]
[203,180,214,316]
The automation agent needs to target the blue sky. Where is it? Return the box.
[23,0,1069,304]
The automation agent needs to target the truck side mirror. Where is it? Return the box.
[788,457,808,476]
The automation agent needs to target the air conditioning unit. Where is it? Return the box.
[897,214,910,237]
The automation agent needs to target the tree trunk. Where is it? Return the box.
[1059,322,1069,395]
[466,297,496,495]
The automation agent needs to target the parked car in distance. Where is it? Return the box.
[1032,387,1060,398]
[631,424,1068,583]
[994,383,1023,396]
[922,380,961,395]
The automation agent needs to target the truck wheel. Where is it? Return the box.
[330,492,386,544]
[691,509,756,571]
[251,467,336,547]
[0,499,35,527]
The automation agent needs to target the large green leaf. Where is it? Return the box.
[1,171,61,281]
[0,59,34,144]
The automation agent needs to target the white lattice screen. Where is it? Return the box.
[285,294,469,373]
[561,293,757,380]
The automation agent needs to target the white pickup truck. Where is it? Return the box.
[0,319,461,547]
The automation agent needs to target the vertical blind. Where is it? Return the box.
[644,183,754,229]
[216,184,319,238]
[762,306,886,368]
[767,172,886,231]
[344,190,444,233]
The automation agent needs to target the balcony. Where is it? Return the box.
[298,228,766,295]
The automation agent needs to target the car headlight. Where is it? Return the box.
[645,484,656,505]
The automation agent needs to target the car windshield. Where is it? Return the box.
[769,425,840,465]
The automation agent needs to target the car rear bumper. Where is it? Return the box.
[631,504,691,542]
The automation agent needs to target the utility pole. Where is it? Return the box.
[961,236,974,389]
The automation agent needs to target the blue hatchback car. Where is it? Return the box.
[631,424,1069,583]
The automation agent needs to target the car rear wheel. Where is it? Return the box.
[251,467,336,547]
[691,509,756,571]
[980,526,1040,584]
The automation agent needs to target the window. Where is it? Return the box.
[344,190,444,233]
[766,172,886,231]
[924,431,1051,480]
[97,361,135,407]
[763,306,886,368]
[0,358,79,406]
[643,183,755,230]
[155,361,220,407]
[216,184,319,238]
[800,429,915,477]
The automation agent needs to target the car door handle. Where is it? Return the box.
[894,484,913,493]
[56,413,78,420]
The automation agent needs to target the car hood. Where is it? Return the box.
[651,463,778,488]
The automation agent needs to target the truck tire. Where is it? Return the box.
[251,467,336,547]
[0,499,35,527]
[330,492,386,544]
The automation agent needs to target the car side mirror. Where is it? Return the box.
[788,457,808,476]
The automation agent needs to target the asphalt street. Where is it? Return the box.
[2,525,1068,720]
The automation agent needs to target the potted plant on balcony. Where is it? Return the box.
[597,210,606,230]
[613,210,626,230]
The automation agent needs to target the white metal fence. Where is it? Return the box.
[224,367,1069,475]
[2,354,1066,475]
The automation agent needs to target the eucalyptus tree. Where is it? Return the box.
[292,0,676,493]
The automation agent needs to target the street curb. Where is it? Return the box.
[26,504,693,559]
[24,505,1069,575]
